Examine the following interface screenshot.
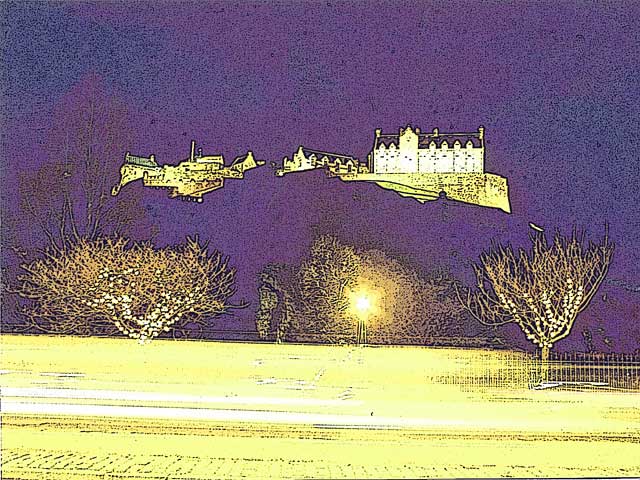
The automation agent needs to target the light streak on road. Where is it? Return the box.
[2,400,502,429]
[1,388,609,432]
[1,387,362,407]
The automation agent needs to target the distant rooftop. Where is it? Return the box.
[125,153,158,168]
[374,127,483,149]
[301,147,358,163]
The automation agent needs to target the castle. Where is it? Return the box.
[113,127,509,211]
[367,125,484,174]
[280,125,486,177]
[112,141,263,202]
[277,125,510,213]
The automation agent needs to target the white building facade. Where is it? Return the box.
[368,125,485,174]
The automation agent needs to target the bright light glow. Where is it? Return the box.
[349,288,378,320]
[355,295,371,314]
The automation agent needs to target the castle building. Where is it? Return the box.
[367,125,485,174]
[112,141,263,201]
[276,124,509,212]
[286,146,366,175]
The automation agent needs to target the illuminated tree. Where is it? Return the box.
[297,235,361,343]
[459,229,614,360]
[14,236,242,342]
[254,236,489,345]
[255,236,360,344]
[357,251,483,345]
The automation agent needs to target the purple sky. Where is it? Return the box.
[3,1,639,350]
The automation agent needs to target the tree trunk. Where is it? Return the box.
[541,346,550,362]
[540,346,550,383]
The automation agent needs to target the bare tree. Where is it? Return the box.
[3,76,153,333]
[17,75,150,256]
[458,229,614,361]
[14,236,244,342]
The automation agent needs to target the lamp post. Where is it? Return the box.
[354,294,371,347]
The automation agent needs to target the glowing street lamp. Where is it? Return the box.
[355,295,372,314]
[351,290,375,346]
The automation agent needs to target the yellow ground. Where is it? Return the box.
[1,335,639,479]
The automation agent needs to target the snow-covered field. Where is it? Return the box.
[2,334,639,479]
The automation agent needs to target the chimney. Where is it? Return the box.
[375,128,381,137]
[433,127,439,136]
[190,140,196,162]
[415,127,420,134]
[478,126,485,140]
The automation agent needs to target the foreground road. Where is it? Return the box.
[2,335,640,478]
[4,414,640,479]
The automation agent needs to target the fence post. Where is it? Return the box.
[621,355,633,389]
